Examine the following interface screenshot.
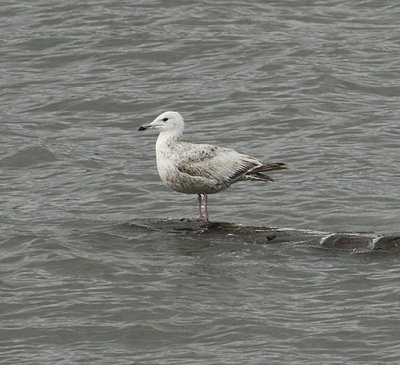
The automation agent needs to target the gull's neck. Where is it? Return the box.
[156,130,182,151]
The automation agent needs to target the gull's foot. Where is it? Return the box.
[180,216,209,223]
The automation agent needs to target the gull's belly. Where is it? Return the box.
[157,162,229,195]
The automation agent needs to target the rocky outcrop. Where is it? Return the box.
[130,218,400,253]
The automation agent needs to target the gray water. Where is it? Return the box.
[1,1,400,364]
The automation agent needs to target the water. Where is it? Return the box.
[1,1,400,363]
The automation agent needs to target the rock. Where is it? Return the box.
[130,218,400,253]
[320,234,372,250]
[372,236,400,251]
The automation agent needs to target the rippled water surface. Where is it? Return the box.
[1,1,400,364]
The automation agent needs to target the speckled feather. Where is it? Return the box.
[139,111,286,196]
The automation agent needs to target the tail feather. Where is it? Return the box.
[245,162,287,182]
[251,162,287,173]
[245,172,275,181]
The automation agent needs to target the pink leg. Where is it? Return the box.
[197,194,204,219]
[195,194,209,221]
[203,193,209,221]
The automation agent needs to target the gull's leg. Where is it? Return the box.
[203,193,209,221]
[197,194,204,219]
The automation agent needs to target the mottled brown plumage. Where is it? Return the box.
[138,111,286,220]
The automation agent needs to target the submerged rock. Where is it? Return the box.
[130,218,399,253]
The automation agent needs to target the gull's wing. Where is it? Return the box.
[176,143,260,183]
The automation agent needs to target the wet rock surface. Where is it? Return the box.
[130,218,400,253]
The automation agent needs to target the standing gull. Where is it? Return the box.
[138,111,287,221]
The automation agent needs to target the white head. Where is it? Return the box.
[138,111,184,136]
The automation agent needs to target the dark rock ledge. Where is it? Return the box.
[130,218,400,253]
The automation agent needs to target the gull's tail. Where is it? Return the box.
[245,162,287,182]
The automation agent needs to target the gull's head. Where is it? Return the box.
[138,111,184,136]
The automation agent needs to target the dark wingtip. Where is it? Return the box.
[271,162,288,169]
[252,162,288,173]
[138,126,146,131]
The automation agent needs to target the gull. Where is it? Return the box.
[138,111,286,221]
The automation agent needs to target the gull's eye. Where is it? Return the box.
[162,117,168,122]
